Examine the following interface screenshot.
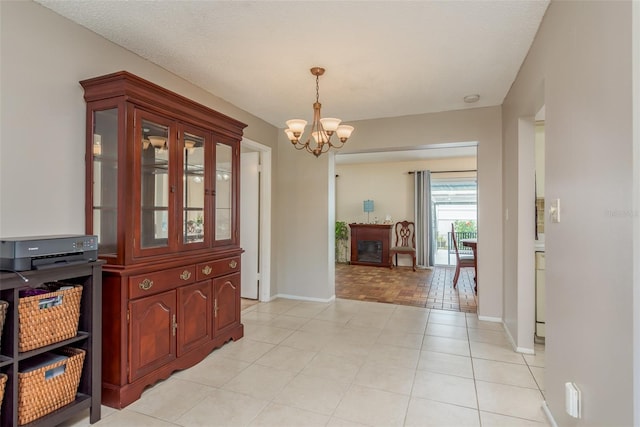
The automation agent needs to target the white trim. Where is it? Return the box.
[477,315,502,322]
[241,138,272,303]
[274,293,336,303]
[542,401,559,427]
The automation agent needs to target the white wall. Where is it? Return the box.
[503,1,635,424]
[276,107,503,319]
[336,157,477,226]
[335,157,476,265]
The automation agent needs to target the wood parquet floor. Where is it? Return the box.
[335,263,477,313]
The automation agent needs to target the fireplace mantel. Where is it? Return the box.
[349,223,392,267]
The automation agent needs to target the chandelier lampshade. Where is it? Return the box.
[284,67,354,157]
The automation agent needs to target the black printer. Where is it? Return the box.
[0,234,98,271]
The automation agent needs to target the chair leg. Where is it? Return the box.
[389,253,393,270]
[412,255,416,272]
[453,265,460,288]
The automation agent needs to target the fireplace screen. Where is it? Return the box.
[357,240,383,263]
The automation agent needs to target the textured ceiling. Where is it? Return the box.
[36,0,549,130]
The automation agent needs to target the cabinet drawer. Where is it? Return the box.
[130,266,196,299]
[197,257,240,281]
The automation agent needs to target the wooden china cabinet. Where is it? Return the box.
[80,71,246,409]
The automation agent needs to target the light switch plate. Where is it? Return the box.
[549,198,561,223]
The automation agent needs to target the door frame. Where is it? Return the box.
[241,138,272,302]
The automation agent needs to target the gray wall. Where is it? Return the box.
[0,1,278,243]
[503,1,637,424]
[275,107,504,319]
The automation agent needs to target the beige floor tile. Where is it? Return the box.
[176,388,269,426]
[405,397,481,427]
[254,344,316,373]
[476,381,546,422]
[273,373,350,415]
[90,409,179,426]
[326,417,373,427]
[255,298,301,314]
[249,402,330,426]
[222,364,295,400]
[473,359,539,389]
[126,377,212,421]
[418,350,474,378]
[298,318,348,335]
[429,311,469,327]
[302,352,363,383]
[480,411,551,426]
[243,323,295,344]
[524,349,546,368]
[354,359,416,395]
[466,316,504,331]
[366,343,421,369]
[470,341,526,364]
[334,384,410,427]
[412,370,478,409]
[530,365,545,391]
[173,354,250,387]
[279,329,333,352]
[468,328,510,345]
[215,337,275,363]
[383,315,428,334]
[422,335,471,357]
[376,330,424,349]
[241,310,279,324]
[425,323,469,340]
[264,314,310,330]
[282,301,331,318]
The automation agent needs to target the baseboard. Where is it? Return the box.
[274,293,336,303]
[477,315,502,322]
[542,401,559,427]
[502,322,535,354]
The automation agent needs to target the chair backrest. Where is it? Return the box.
[451,223,461,261]
[393,221,416,248]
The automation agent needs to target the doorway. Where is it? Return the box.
[240,139,272,302]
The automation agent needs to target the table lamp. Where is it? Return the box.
[363,200,374,223]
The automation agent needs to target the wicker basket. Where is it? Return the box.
[18,347,85,425]
[18,285,82,352]
[0,373,7,417]
[0,300,7,351]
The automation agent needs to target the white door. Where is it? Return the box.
[240,151,260,299]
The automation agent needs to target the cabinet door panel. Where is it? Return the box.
[134,109,176,258]
[129,291,176,382]
[214,273,240,334]
[178,281,212,356]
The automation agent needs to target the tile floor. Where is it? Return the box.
[62,298,548,427]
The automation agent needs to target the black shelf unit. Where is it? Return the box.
[0,261,103,426]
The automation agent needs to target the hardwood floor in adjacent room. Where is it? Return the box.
[335,263,477,313]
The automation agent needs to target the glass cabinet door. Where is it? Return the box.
[180,126,208,249]
[215,140,235,243]
[90,106,119,258]
[136,110,175,255]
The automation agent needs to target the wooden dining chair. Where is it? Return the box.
[451,223,475,288]
[389,221,416,271]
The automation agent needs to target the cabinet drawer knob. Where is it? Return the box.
[229,260,237,269]
[180,270,192,280]
[202,265,212,275]
[139,279,153,290]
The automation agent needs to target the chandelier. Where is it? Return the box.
[284,67,354,157]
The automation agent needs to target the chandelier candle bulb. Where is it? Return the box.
[284,67,354,157]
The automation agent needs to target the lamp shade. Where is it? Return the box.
[363,200,374,213]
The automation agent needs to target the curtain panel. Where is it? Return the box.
[414,170,434,267]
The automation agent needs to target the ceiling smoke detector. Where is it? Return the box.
[464,94,480,103]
